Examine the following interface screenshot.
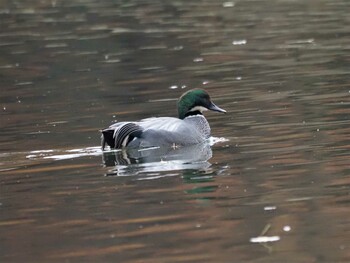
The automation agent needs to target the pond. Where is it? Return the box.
[1,0,350,262]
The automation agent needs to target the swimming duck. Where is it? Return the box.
[101,89,226,150]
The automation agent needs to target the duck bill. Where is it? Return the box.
[208,102,226,113]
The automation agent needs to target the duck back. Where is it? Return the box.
[128,115,210,148]
[102,115,211,149]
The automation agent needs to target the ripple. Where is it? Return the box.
[26,146,102,161]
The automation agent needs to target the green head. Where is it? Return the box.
[177,89,226,119]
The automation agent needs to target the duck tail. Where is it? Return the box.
[101,123,143,150]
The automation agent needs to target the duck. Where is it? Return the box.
[101,89,226,150]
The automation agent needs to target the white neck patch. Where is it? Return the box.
[190,106,208,113]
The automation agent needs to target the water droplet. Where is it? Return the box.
[193,57,204,62]
[283,225,291,232]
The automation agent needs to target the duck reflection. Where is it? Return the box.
[103,142,212,176]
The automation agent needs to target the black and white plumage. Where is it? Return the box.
[101,89,226,150]
[101,122,143,149]
[101,115,211,150]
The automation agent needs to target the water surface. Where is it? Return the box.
[1,0,350,262]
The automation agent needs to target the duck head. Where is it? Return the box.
[177,89,226,119]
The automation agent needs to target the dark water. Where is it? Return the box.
[1,0,350,262]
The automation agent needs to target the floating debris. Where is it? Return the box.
[250,236,280,243]
[232,39,247,45]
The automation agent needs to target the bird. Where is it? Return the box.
[101,89,226,150]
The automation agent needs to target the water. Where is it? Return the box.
[1,0,350,262]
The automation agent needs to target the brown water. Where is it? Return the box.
[1,0,350,262]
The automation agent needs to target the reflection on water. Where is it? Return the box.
[104,142,213,177]
[1,0,350,262]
